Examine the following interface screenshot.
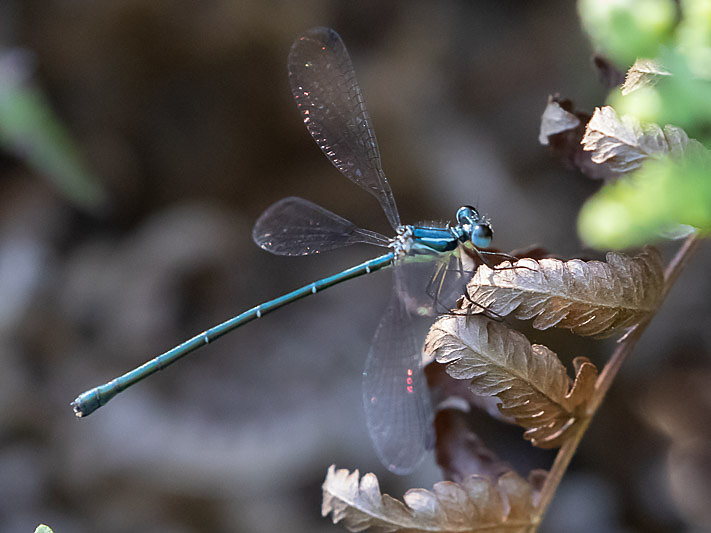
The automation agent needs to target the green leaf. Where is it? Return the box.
[610,52,711,137]
[579,155,708,248]
[0,50,106,212]
[578,0,677,66]
[677,0,711,79]
[34,526,54,533]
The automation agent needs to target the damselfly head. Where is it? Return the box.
[472,220,493,248]
[455,205,492,248]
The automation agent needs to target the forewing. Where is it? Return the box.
[288,27,401,231]
[253,197,388,256]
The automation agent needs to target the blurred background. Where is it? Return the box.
[1,1,709,532]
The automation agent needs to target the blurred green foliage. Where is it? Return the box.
[579,155,708,248]
[578,0,677,66]
[577,0,711,249]
[0,50,106,213]
[34,526,53,533]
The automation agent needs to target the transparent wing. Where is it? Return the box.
[253,196,389,256]
[362,281,434,475]
[288,27,401,231]
[395,248,469,317]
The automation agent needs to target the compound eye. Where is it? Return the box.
[456,205,479,225]
[472,223,492,248]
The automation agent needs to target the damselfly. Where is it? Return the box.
[72,27,494,474]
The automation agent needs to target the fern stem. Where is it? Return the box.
[660,233,703,299]
[535,234,702,524]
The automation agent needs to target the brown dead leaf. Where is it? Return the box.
[621,58,671,96]
[581,106,707,175]
[426,361,516,482]
[322,464,540,532]
[463,248,664,338]
[434,408,513,483]
[538,96,614,180]
[424,316,598,449]
[426,360,514,425]
[539,97,581,145]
